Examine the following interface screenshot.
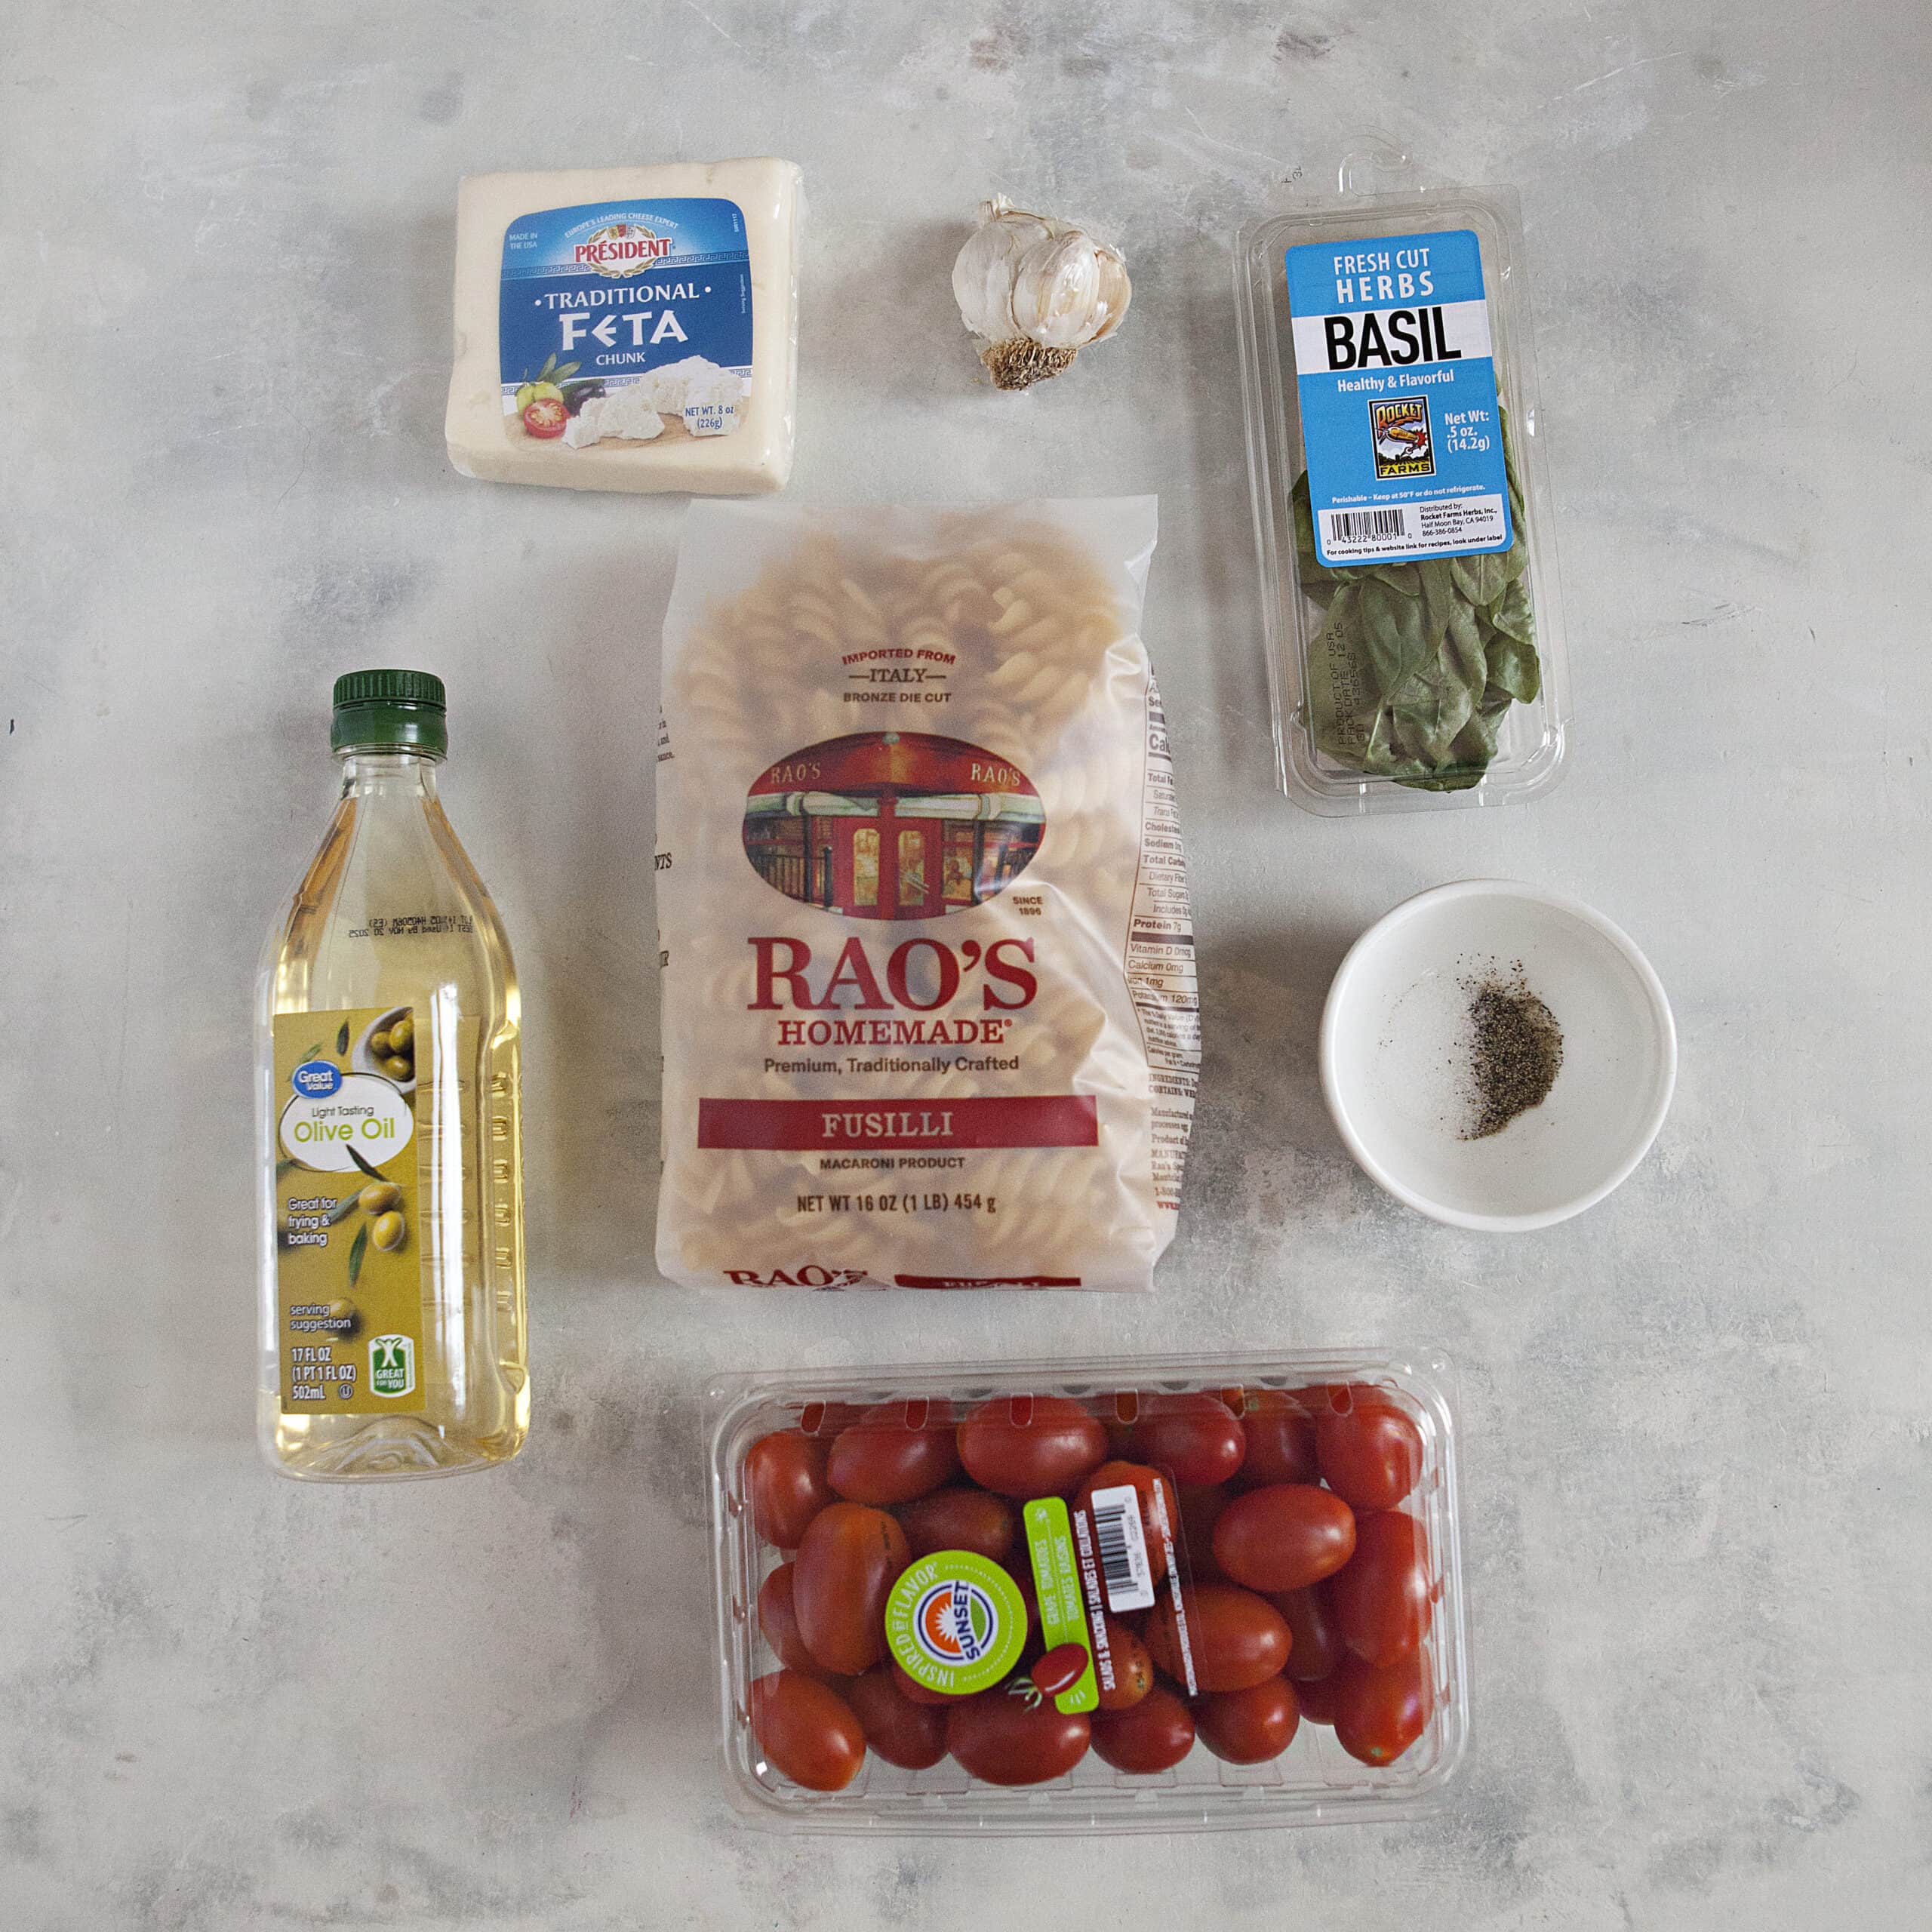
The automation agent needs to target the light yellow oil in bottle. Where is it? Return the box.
[256,671,527,1479]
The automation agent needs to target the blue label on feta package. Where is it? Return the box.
[497,198,752,433]
[1285,228,1512,569]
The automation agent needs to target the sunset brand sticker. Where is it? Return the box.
[1286,228,1512,567]
[884,1551,1027,1697]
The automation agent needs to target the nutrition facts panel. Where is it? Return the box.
[1128,686,1201,1212]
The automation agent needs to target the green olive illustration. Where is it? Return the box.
[370,1029,392,1058]
[372,1211,406,1253]
[383,1055,414,1081]
[388,1014,414,1052]
[358,1181,401,1215]
[325,1298,363,1340]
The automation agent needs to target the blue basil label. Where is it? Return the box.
[1285,229,1512,568]
[497,198,753,448]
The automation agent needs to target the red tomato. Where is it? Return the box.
[1230,1389,1320,1487]
[1329,1510,1433,1666]
[745,1431,833,1549]
[797,1399,866,1438]
[1125,1392,1246,1487]
[1195,1675,1300,1764]
[749,1671,866,1791]
[1071,1460,1180,1582]
[1314,1386,1424,1512]
[957,1395,1107,1498]
[1029,1643,1088,1700]
[890,1660,954,1706]
[1271,1583,1345,1681]
[946,1686,1091,1784]
[1144,1583,1290,1694]
[521,396,568,438]
[1176,1483,1232,1580]
[792,1502,910,1675]
[1296,1672,1342,1727]
[756,1561,832,1679]
[826,1399,959,1506]
[1332,1651,1434,1767]
[894,1486,1017,1563]
[841,1664,948,1769]
[1095,1614,1153,1710]
[1091,1684,1195,1774]
[1212,1483,1356,1593]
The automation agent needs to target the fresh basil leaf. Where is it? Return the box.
[1444,600,1487,696]
[1359,575,1432,700]
[1451,549,1511,607]
[1487,576,1535,647]
[1485,631,1541,703]
[1388,644,1476,768]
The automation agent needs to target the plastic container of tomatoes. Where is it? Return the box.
[708,1349,1469,1834]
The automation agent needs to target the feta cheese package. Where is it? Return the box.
[654,500,1201,1291]
[445,158,802,494]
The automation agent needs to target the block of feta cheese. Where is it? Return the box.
[445,159,801,494]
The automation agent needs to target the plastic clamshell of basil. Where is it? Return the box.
[1233,174,1570,816]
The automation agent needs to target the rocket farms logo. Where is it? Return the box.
[1370,395,1435,478]
[574,223,672,277]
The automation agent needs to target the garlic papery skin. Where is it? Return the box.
[952,196,1131,389]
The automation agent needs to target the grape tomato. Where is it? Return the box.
[1329,1510,1433,1667]
[827,1399,959,1506]
[1091,1684,1195,1774]
[749,1672,866,1792]
[745,1430,832,1549]
[946,1689,1091,1785]
[1145,1582,1290,1694]
[957,1394,1108,1498]
[1195,1676,1300,1764]
[894,1486,1017,1562]
[1315,1386,1425,1512]
[1125,1392,1247,1487]
[842,1664,948,1770]
[1212,1483,1357,1593]
[792,1502,909,1675]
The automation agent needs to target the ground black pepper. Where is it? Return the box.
[1461,964,1564,1139]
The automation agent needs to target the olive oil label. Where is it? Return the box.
[272,1006,429,1416]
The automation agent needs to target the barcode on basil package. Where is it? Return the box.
[1088,1484,1155,1612]
[1285,229,1513,570]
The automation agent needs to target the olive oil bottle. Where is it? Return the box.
[257,670,527,1479]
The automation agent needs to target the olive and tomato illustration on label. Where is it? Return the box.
[738,1386,1440,1792]
[512,352,601,439]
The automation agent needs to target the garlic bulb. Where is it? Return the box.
[952,197,1131,390]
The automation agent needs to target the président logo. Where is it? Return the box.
[575,223,672,276]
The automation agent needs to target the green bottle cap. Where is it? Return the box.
[331,669,448,757]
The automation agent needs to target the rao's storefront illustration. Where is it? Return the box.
[742,732,1045,921]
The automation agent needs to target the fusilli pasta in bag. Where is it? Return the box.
[655,499,1198,1291]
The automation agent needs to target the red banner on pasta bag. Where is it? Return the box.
[654,500,1200,1291]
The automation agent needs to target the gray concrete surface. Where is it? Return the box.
[3,1,1927,1925]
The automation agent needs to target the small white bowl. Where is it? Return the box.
[1320,881,1675,1230]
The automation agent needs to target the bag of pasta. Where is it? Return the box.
[655,498,1198,1291]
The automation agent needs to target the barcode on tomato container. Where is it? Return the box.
[1327,507,1408,544]
[1088,1484,1155,1612]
